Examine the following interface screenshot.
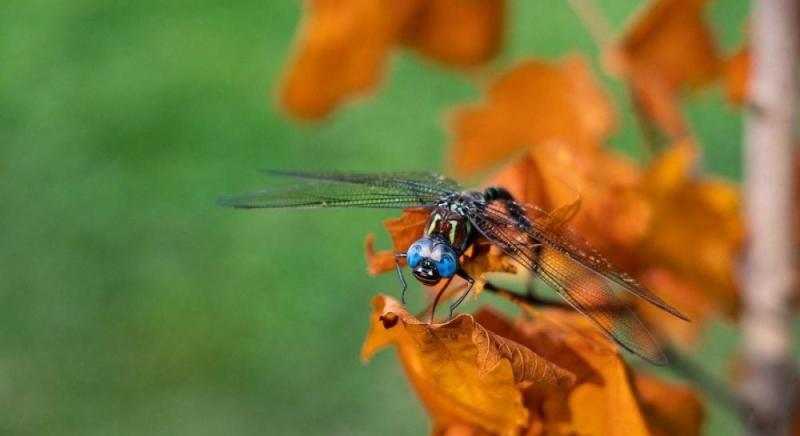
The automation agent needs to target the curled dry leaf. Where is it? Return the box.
[466,308,704,436]
[482,142,649,272]
[722,45,750,106]
[403,0,505,67]
[637,268,719,345]
[281,0,420,119]
[362,295,575,436]
[365,208,430,275]
[459,240,517,292]
[450,56,616,176]
[281,0,504,119]
[637,141,743,325]
[470,138,741,346]
[632,371,704,436]
[606,0,720,138]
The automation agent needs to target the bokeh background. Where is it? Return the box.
[0,1,751,434]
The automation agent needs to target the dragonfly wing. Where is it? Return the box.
[262,170,461,195]
[218,172,458,209]
[466,205,667,365]
[483,202,689,321]
[536,246,666,364]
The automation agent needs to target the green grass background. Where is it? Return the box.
[0,1,752,434]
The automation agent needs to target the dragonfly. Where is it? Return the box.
[218,170,688,365]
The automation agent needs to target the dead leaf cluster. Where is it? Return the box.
[272,0,761,433]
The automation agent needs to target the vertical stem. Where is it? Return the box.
[742,0,799,434]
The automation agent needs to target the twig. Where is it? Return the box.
[741,0,799,434]
[483,282,570,310]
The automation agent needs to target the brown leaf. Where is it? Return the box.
[475,139,739,345]
[362,296,575,435]
[450,57,616,175]
[471,308,704,435]
[632,372,705,436]
[637,268,718,345]
[484,143,649,271]
[364,208,430,275]
[637,141,743,324]
[281,0,421,119]
[722,45,750,106]
[281,0,504,120]
[607,0,720,138]
[404,0,505,66]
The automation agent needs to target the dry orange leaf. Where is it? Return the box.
[404,0,505,66]
[281,0,421,119]
[365,208,430,275]
[637,268,720,345]
[362,295,575,435]
[632,371,705,436]
[722,45,751,106]
[482,142,649,271]
[607,0,720,138]
[467,308,704,436]
[638,140,743,322]
[281,0,504,119]
[450,57,616,175]
[478,140,740,345]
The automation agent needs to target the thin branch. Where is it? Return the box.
[741,0,799,434]
[483,282,571,309]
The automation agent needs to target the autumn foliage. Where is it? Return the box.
[275,0,758,434]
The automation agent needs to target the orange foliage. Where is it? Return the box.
[633,372,705,436]
[722,45,751,105]
[362,296,575,435]
[281,0,504,119]
[450,57,616,176]
[366,304,704,435]
[446,54,742,344]
[403,0,505,66]
[365,208,430,275]
[274,1,749,432]
[607,0,720,138]
[486,142,649,271]
[635,141,743,341]
[472,140,742,346]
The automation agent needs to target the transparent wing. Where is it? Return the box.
[467,203,676,365]
[217,171,459,209]
[262,170,461,194]
[483,201,688,321]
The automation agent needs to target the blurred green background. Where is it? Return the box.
[0,1,751,435]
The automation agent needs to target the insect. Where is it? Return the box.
[218,170,688,365]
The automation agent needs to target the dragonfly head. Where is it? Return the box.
[407,237,458,285]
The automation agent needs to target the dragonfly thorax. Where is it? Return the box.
[424,205,475,253]
[406,236,458,285]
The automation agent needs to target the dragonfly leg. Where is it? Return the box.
[430,276,454,324]
[449,270,476,319]
[395,252,408,304]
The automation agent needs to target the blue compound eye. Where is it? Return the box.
[435,253,457,278]
[407,243,423,267]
